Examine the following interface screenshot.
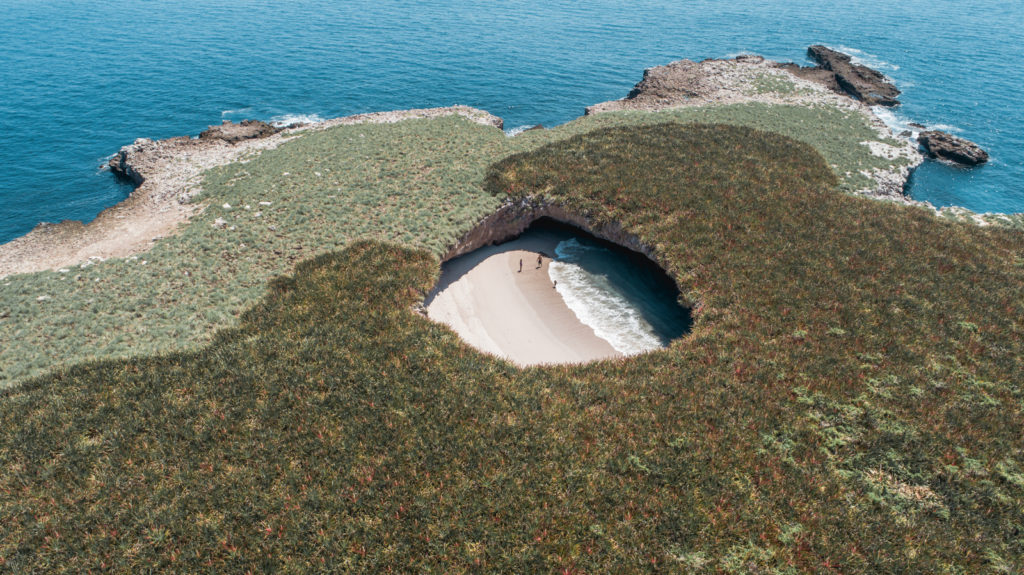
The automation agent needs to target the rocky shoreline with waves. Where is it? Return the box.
[0,48,1008,279]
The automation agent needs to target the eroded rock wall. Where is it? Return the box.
[441,198,686,300]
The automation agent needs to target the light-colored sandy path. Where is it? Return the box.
[425,230,621,366]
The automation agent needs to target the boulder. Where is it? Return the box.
[807,45,901,106]
[620,59,711,106]
[917,130,989,166]
[199,119,280,144]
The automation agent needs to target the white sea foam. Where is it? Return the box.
[269,113,324,127]
[872,106,962,142]
[221,107,254,118]
[548,239,663,356]
[872,106,917,138]
[835,45,900,72]
[504,125,534,137]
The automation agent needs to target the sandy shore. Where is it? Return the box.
[426,230,621,366]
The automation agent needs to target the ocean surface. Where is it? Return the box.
[549,236,691,355]
[1,0,1022,244]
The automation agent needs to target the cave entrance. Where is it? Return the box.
[425,218,692,366]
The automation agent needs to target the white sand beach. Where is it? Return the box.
[425,229,621,366]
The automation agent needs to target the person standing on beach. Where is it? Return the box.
[537,254,542,268]
[519,258,523,272]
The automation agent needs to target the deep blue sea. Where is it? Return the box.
[1,0,1022,244]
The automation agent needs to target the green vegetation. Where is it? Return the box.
[0,117,507,387]
[0,102,906,388]
[531,103,914,195]
[2,123,1022,572]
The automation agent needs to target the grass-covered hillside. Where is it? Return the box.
[2,122,1022,573]
[0,102,907,388]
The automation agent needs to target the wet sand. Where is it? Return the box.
[425,229,621,366]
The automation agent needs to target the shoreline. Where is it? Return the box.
[0,106,503,279]
[584,54,924,201]
[6,50,1014,279]
[425,230,622,366]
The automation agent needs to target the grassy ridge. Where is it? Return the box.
[2,123,1021,572]
[0,103,906,388]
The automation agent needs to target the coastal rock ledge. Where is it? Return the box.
[803,45,901,106]
[917,130,989,166]
[108,120,282,184]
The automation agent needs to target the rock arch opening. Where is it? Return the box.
[426,216,692,366]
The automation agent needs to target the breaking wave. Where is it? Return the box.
[548,238,666,355]
[269,113,325,127]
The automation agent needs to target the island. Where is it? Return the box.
[0,48,1021,573]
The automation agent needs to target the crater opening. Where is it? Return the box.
[425,217,692,366]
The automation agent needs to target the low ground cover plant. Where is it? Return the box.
[0,102,907,388]
[1,123,1021,572]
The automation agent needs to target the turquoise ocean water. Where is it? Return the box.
[1,0,1022,244]
[548,234,692,355]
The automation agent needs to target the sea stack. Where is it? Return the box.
[917,130,990,166]
[805,45,901,106]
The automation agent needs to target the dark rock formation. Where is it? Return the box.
[621,59,710,106]
[775,62,843,93]
[108,136,191,184]
[917,130,989,166]
[442,196,695,308]
[806,45,901,106]
[199,119,281,144]
[108,149,142,184]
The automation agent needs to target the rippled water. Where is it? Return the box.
[1,0,1021,243]
[548,236,691,355]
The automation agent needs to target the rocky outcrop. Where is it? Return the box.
[585,55,794,115]
[199,119,281,144]
[588,47,901,115]
[621,58,715,105]
[774,62,843,93]
[441,197,686,294]
[917,130,989,166]
[444,198,652,264]
[108,136,191,185]
[804,45,900,106]
[108,120,284,183]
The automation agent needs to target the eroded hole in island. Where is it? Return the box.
[425,218,692,366]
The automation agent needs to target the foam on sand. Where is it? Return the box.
[549,239,663,355]
[425,223,691,366]
[425,228,621,366]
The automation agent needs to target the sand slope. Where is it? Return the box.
[426,230,621,366]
